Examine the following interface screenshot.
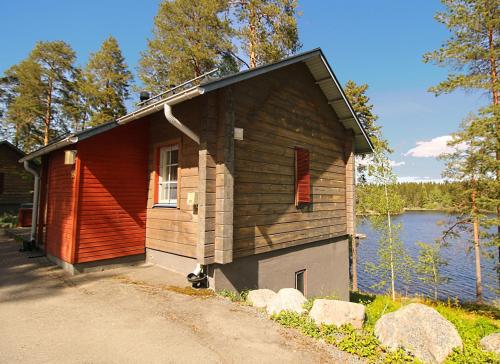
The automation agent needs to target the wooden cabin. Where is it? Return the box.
[21,49,372,298]
[0,141,34,214]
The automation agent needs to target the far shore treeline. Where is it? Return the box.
[357,181,497,215]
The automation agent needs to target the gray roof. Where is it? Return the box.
[21,48,373,162]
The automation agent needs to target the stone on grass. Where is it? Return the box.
[266,288,307,316]
[480,333,500,354]
[374,303,462,364]
[309,299,365,329]
[247,289,277,308]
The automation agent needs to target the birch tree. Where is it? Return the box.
[364,149,411,301]
[416,241,449,300]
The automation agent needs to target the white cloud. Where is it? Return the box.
[405,135,454,158]
[390,160,405,167]
[397,176,445,183]
[356,157,405,168]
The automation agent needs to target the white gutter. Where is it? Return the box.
[23,161,40,242]
[117,87,204,126]
[19,136,78,163]
[164,104,200,144]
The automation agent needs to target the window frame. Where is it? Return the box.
[295,269,307,296]
[294,147,311,206]
[154,139,181,208]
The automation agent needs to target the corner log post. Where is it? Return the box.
[214,87,235,264]
[197,93,218,264]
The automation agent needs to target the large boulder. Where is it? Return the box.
[247,289,277,308]
[480,333,500,354]
[266,288,307,315]
[309,299,365,329]
[374,303,462,364]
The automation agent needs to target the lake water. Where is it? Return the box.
[357,211,499,302]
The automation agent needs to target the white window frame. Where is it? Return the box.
[157,144,179,207]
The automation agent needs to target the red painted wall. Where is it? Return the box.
[74,121,149,263]
[44,121,149,264]
[45,150,76,262]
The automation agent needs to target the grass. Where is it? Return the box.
[218,289,249,302]
[270,291,500,363]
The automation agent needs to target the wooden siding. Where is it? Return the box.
[45,149,75,262]
[74,121,149,263]
[0,144,33,209]
[232,62,352,258]
[145,100,202,259]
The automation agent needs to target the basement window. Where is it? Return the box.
[156,144,179,207]
[295,269,306,296]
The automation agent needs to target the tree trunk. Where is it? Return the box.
[472,187,483,304]
[351,236,358,291]
[248,1,257,68]
[384,182,396,301]
[44,82,53,146]
[487,21,499,284]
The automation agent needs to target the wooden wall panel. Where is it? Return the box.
[232,62,353,258]
[0,144,33,208]
[145,99,201,259]
[75,121,149,263]
[45,150,75,262]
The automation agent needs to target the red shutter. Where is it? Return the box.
[295,147,311,205]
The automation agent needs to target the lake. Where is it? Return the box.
[357,211,499,302]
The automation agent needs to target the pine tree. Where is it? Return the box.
[3,41,77,150]
[232,0,301,68]
[424,0,499,273]
[81,36,132,127]
[440,113,500,303]
[344,80,389,291]
[139,0,235,94]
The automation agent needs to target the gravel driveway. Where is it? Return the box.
[0,232,361,363]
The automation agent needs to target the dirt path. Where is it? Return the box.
[0,233,362,363]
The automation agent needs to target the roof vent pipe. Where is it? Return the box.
[23,161,40,243]
[164,103,200,145]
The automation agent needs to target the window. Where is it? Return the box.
[295,270,306,296]
[295,147,310,206]
[0,173,4,194]
[156,144,179,207]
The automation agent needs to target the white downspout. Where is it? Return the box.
[164,103,200,145]
[23,161,40,243]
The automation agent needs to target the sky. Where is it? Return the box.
[0,1,489,182]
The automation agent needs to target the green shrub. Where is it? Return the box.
[0,213,18,228]
[271,293,499,363]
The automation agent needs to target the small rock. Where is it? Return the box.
[266,288,307,315]
[374,303,462,364]
[480,332,500,354]
[309,299,365,329]
[247,289,277,308]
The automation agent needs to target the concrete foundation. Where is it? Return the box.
[46,253,145,275]
[208,236,350,300]
[145,248,197,276]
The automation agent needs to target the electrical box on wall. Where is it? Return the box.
[187,192,198,207]
[234,127,244,140]
[64,150,77,165]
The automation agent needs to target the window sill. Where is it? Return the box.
[152,203,177,208]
